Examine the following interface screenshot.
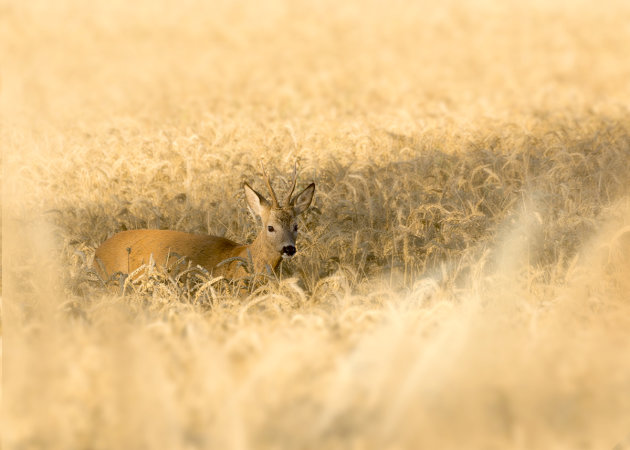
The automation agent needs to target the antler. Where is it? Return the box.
[260,162,280,208]
[284,163,298,207]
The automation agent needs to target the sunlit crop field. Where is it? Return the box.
[3,0,630,448]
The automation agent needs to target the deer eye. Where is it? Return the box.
[293,224,298,232]
[267,225,275,232]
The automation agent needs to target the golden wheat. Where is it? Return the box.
[3,0,630,448]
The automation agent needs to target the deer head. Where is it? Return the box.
[243,164,315,261]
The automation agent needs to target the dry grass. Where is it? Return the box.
[3,0,630,448]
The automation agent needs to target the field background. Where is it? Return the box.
[3,0,630,448]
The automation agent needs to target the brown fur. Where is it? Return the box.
[94,229,254,279]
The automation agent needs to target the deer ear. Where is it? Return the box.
[291,183,315,215]
[244,183,270,217]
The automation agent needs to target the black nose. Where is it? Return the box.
[282,245,296,256]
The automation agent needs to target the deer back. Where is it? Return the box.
[94,229,244,279]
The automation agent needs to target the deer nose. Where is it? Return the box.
[282,245,296,257]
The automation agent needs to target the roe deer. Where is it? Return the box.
[93,165,315,280]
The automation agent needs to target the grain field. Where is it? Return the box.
[3,0,630,448]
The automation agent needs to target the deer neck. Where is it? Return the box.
[244,232,282,274]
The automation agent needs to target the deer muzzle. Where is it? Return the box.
[281,245,297,258]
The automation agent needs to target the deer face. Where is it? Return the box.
[264,208,300,259]
[244,168,315,260]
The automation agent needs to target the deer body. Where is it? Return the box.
[94,166,315,280]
